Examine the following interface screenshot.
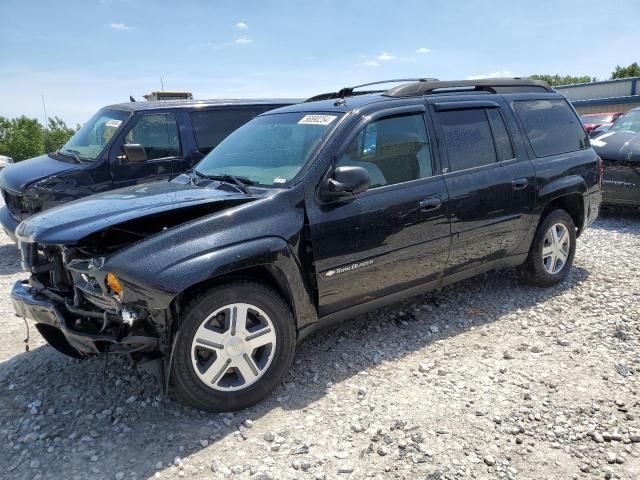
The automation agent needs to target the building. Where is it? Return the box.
[555,77,640,114]
[143,91,193,101]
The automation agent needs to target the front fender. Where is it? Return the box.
[109,236,318,332]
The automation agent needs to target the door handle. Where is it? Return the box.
[419,196,442,212]
[512,178,529,191]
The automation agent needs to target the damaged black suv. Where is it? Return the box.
[12,79,602,411]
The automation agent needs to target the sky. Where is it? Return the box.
[1,0,639,126]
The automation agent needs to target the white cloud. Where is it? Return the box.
[416,47,431,54]
[190,37,253,50]
[235,22,248,30]
[363,60,380,67]
[108,23,132,30]
[377,52,396,61]
[466,70,514,80]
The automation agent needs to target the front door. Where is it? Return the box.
[110,112,183,188]
[307,108,451,317]
[430,101,535,275]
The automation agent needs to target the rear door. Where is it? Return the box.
[109,111,183,188]
[307,106,451,316]
[430,100,535,275]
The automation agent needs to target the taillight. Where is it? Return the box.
[597,156,604,188]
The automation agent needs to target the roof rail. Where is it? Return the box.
[305,78,439,103]
[384,78,553,97]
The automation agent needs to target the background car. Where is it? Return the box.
[0,98,296,242]
[590,107,640,207]
[580,112,624,133]
[0,155,13,171]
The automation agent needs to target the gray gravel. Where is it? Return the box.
[0,203,639,480]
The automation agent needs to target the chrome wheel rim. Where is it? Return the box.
[191,303,277,392]
[542,223,570,275]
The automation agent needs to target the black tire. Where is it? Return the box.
[169,281,296,412]
[519,209,577,287]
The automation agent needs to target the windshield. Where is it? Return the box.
[580,114,612,124]
[609,111,640,134]
[195,112,342,186]
[59,108,131,161]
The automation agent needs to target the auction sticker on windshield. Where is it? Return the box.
[298,114,337,125]
[106,119,123,128]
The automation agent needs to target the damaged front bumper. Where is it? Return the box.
[11,280,159,358]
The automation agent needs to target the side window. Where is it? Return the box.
[438,109,497,171]
[191,109,262,154]
[125,114,180,160]
[513,99,589,157]
[336,112,432,188]
[487,109,515,161]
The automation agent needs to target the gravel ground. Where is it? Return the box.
[0,204,639,480]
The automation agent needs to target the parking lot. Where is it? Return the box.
[0,202,639,480]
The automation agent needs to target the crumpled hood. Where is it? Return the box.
[16,178,255,245]
[591,131,640,163]
[0,154,78,193]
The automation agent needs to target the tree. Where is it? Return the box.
[0,116,45,161]
[611,62,640,80]
[44,116,76,154]
[0,115,78,162]
[528,74,594,86]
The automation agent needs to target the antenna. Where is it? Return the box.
[160,77,164,91]
[41,95,49,129]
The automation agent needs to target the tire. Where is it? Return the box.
[519,209,577,287]
[169,281,296,412]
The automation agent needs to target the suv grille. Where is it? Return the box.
[1,188,24,217]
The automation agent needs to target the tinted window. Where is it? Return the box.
[125,114,180,160]
[487,109,515,161]
[438,109,496,171]
[191,109,264,154]
[514,99,589,157]
[337,113,432,188]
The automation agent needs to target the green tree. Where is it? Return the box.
[44,116,77,153]
[611,62,640,79]
[0,116,45,161]
[529,74,595,86]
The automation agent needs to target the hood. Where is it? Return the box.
[591,131,640,163]
[0,154,79,193]
[16,177,256,245]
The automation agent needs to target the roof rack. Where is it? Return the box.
[384,78,553,97]
[305,78,439,103]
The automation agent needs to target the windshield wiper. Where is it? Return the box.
[57,149,87,163]
[192,170,255,194]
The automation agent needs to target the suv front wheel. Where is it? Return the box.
[519,209,577,287]
[170,282,296,412]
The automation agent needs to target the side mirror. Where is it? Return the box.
[321,166,370,202]
[120,144,147,164]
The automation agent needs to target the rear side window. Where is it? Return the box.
[191,109,265,154]
[513,99,589,157]
[438,109,497,171]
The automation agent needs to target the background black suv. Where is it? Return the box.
[12,78,602,411]
[0,98,296,241]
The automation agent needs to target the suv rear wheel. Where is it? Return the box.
[519,209,577,287]
[170,282,296,412]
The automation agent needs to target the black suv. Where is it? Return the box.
[11,79,602,411]
[0,98,295,242]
